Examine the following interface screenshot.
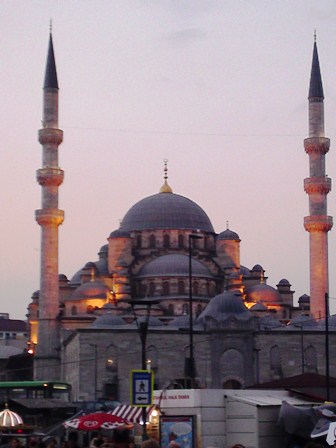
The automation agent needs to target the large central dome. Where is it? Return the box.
[121,191,214,232]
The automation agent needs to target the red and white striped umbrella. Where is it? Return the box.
[0,408,23,427]
[64,412,132,431]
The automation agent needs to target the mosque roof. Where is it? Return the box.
[120,191,214,233]
[287,314,318,328]
[44,33,58,89]
[197,291,253,323]
[246,284,283,304]
[69,280,110,301]
[91,313,126,327]
[136,253,213,278]
[258,314,284,330]
[309,40,324,99]
[217,229,240,240]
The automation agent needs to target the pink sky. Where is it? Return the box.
[1,1,336,319]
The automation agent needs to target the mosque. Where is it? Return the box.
[27,34,335,402]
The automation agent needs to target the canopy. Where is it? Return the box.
[110,405,156,423]
[0,408,23,428]
[64,412,131,431]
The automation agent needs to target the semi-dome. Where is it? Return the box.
[288,314,318,328]
[69,280,110,301]
[217,229,240,240]
[246,284,282,304]
[120,191,214,232]
[197,291,253,323]
[258,314,284,330]
[137,254,213,278]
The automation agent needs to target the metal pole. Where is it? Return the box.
[325,292,330,401]
[140,321,148,440]
[188,235,194,389]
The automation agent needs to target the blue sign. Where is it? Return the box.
[130,370,153,406]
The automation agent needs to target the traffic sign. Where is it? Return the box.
[130,370,153,406]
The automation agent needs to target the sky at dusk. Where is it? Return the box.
[2,1,336,320]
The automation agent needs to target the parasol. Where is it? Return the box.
[64,412,132,431]
[0,407,23,428]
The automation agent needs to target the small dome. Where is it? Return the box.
[217,229,240,241]
[298,294,310,303]
[109,229,131,238]
[258,314,284,330]
[250,302,268,311]
[246,284,282,304]
[169,314,195,328]
[278,278,290,285]
[136,316,164,327]
[319,315,336,328]
[69,281,110,301]
[59,274,68,282]
[137,254,213,279]
[288,314,318,328]
[92,313,126,327]
[252,264,263,272]
[121,192,214,232]
[197,291,252,323]
[99,244,108,254]
[239,266,251,277]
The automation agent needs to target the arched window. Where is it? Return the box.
[149,234,156,248]
[182,303,189,314]
[168,304,174,316]
[71,306,77,316]
[196,304,202,317]
[163,234,170,248]
[139,283,147,298]
[106,344,118,374]
[149,282,156,297]
[136,234,142,248]
[193,281,199,296]
[87,305,94,314]
[178,280,185,295]
[162,281,170,296]
[305,345,318,373]
[206,282,210,296]
[178,234,184,248]
[270,345,283,378]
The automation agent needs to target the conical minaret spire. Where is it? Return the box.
[34,32,64,379]
[304,37,332,319]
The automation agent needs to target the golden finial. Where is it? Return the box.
[49,19,52,34]
[226,220,229,230]
[159,159,173,193]
[314,29,317,43]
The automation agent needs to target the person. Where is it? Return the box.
[141,439,160,448]
[168,443,180,448]
[90,435,104,448]
[9,439,23,448]
[112,429,131,448]
[231,445,245,448]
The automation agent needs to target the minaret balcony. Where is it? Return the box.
[304,176,331,194]
[304,137,330,155]
[304,215,333,232]
[35,209,64,226]
[38,128,63,146]
[36,167,64,187]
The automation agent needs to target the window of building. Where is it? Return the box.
[182,303,189,314]
[149,234,156,248]
[305,345,318,373]
[168,304,174,315]
[71,306,77,315]
[162,281,170,296]
[163,234,170,249]
[178,280,185,295]
[149,282,156,296]
[136,234,142,248]
[178,234,184,248]
[193,281,199,296]
[270,344,283,378]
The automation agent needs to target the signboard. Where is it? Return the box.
[160,415,195,448]
[130,370,153,406]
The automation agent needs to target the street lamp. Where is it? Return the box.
[129,299,158,441]
[89,343,98,401]
[186,233,202,389]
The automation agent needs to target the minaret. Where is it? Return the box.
[304,36,333,319]
[34,31,64,379]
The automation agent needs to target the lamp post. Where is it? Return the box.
[89,343,98,401]
[130,299,158,441]
[187,233,202,389]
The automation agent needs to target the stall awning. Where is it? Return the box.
[110,405,156,423]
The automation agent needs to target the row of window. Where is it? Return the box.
[138,280,214,297]
[135,233,213,250]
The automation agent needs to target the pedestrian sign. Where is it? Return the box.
[130,370,153,406]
